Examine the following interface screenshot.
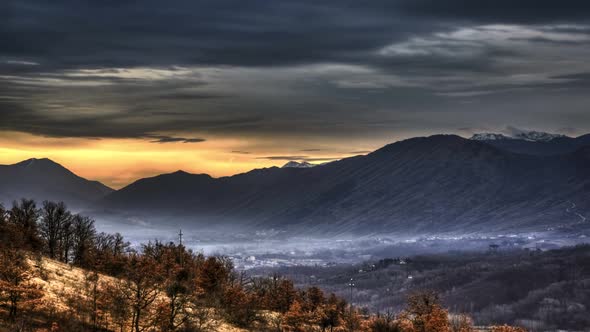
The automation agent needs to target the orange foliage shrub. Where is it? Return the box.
[490,324,527,332]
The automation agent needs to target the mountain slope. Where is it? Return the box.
[0,158,114,208]
[100,135,590,235]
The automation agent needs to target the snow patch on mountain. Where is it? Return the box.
[282,161,315,168]
[470,133,512,141]
[471,128,568,142]
[512,130,567,142]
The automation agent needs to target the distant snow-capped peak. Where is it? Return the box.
[471,130,568,142]
[470,133,511,141]
[282,161,315,168]
[512,130,566,142]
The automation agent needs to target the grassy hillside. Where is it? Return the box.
[1,255,247,332]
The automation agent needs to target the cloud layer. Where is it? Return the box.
[2,0,590,147]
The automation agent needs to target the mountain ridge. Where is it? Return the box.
[97,134,590,234]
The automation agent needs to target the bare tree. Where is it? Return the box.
[8,199,42,251]
[59,217,74,263]
[71,214,96,267]
[39,201,71,259]
[0,203,5,222]
[119,254,163,332]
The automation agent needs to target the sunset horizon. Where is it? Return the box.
[2,127,586,188]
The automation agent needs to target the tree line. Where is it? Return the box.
[0,198,527,332]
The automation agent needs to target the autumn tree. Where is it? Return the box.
[317,293,346,332]
[304,286,325,313]
[398,291,450,332]
[196,256,232,304]
[0,248,43,321]
[102,280,131,332]
[282,299,311,332]
[253,275,298,313]
[118,254,164,332]
[342,307,365,332]
[490,325,527,332]
[149,242,200,331]
[221,283,260,328]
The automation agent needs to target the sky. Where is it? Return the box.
[2,1,590,188]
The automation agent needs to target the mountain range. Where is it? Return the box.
[2,131,589,235]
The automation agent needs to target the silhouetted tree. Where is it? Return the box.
[0,203,5,222]
[368,311,401,332]
[59,216,74,263]
[71,214,96,267]
[40,201,71,259]
[94,232,129,276]
[8,199,42,251]
[0,203,12,247]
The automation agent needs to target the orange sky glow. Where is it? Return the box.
[0,131,382,189]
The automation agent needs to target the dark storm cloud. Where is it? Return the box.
[0,97,263,140]
[2,0,588,71]
[395,0,590,23]
[156,92,230,100]
[551,72,590,81]
[1,0,590,141]
[1,0,414,69]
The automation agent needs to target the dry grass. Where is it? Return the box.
[28,257,114,313]
[24,257,250,332]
